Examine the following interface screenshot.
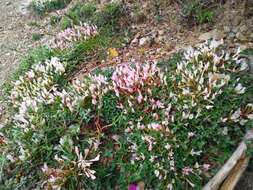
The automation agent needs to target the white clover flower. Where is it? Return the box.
[230,109,241,122]
[188,132,195,138]
[190,149,202,156]
[6,154,15,163]
[165,143,171,150]
[234,83,246,94]
[154,170,160,177]
[239,60,249,71]
[74,146,100,180]
[167,183,173,190]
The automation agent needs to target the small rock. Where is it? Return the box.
[236,32,247,42]
[199,29,225,41]
[228,32,236,39]
[239,25,248,33]
[138,181,145,190]
[158,29,165,36]
[250,33,253,40]
[154,35,164,43]
[232,27,239,33]
[6,2,11,6]
[236,32,242,39]
[151,31,158,39]
[233,16,241,26]
[131,37,138,46]
[139,36,152,46]
[223,26,231,33]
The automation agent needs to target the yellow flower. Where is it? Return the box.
[108,48,119,59]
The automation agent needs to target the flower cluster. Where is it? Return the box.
[111,62,163,97]
[42,137,100,190]
[222,103,253,125]
[172,40,248,120]
[10,57,66,130]
[41,163,68,190]
[54,23,98,49]
[3,40,253,190]
[111,62,168,116]
[89,74,109,106]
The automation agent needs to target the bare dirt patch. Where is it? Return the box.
[0,0,54,86]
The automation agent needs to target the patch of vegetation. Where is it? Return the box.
[1,46,54,98]
[1,40,253,189]
[179,0,223,25]
[11,46,53,80]
[50,15,62,25]
[61,2,97,28]
[54,1,129,78]
[32,33,44,41]
[27,21,40,27]
[241,48,253,56]
[3,0,252,189]
[61,2,126,31]
[30,0,72,15]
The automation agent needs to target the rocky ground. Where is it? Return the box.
[0,0,34,85]
[0,0,55,86]
[0,0,252,189]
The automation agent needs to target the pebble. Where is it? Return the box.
[130,37,138,46]
[233,16,241,26]
[239,25,248,33]
[232,27,239,33]
[236,32,248,42]
[223,26,231,33]
[158,29,165,35]
[139,36,151,46]
[250,33,253,41]
[198,29,225,41]
[228,32,236,39]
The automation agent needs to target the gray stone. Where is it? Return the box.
[223,26,231,33]
[198,29,225,41]
[248,56,253,75]
[232,27,239,33]
[131,37,138,45]
[228,32,236,39]
[139,36,152,46]
[236,32,247,42]
[233,16,242,26]
[240,25,248,33]
[154,36,165,43]
[158,29,165,36]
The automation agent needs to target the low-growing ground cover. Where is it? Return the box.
[1,39,253,189]
[30,0,72,15]
[1,0,253,190]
